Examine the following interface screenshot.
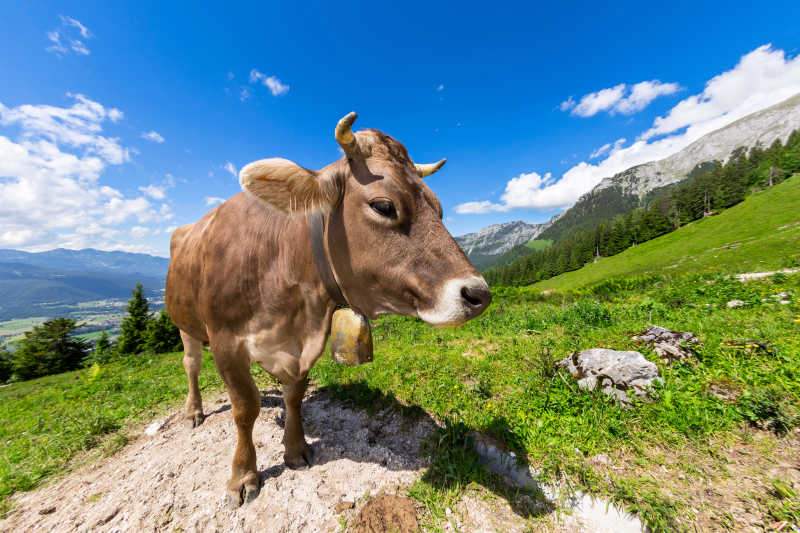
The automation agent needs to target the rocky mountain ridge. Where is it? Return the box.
[455,216,559,269]
[589,92,800,198]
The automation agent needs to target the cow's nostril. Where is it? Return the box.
[461,285,490,309]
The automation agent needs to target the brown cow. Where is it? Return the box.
[165,112,491,507]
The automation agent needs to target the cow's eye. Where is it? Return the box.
[369,200,397,219]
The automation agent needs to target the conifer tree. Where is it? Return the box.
[145,309,183,353]
[0,345,13,383]
[117,283,152,355]
[11,318,90,380]
[84,330,116,365]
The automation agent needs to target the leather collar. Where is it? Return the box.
[309,211,347,306]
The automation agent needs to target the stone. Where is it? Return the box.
[556,349,661,403]
[727,299,746,308]
[144,420,164,437]
[632,325,700,364]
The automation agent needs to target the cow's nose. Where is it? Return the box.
[460,282,492,312]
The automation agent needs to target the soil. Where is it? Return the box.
[352,493,420,533]
[0,388,436,533]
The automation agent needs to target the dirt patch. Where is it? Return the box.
[353,493,419,533]
[0,387,436,533]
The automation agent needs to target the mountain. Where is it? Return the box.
[0,249,168,321]
[533,174,800,292]
[539,91,800,243]
[455,220,553,270]
[0,248,169,279]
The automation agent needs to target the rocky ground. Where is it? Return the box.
[0,386,651,532]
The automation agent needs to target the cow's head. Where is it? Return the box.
[239,112,491,326]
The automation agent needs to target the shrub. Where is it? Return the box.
[738,386,798,435]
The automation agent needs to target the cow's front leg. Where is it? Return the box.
[282,376,313,469]
[219,358,261,507]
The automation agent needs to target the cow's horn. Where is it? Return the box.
[415,158,447,178]
[335,112,369,160]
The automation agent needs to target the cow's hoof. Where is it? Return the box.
[225,474,260,508]
[284,443,314,470]
[184,412,204,429]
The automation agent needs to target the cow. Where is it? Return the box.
[165,112,491,507]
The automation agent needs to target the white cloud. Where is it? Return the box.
[615,81,681,114]
[0,94,162,253]
[223,161,237,178]
[249,69,290,96]
[130,226,149,239]
[563,80,680,117]
[589,143,611,159]
[568,84,626,117]
[641,44,800,140]
[138,184,166,200]
[140,130,165,143]
[589,138,626,160]
[457,44,800,214]
[46,15,92,56]
[239,87,251,101]
[204,196,225,206]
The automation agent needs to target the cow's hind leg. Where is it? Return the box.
[180,330,205,428]
[283,376,313,469]
[216,349,261,507]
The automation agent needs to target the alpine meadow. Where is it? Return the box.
[1,4,800,532]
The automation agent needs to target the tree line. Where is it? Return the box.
[485,130,800,287]
[0,283,183,383]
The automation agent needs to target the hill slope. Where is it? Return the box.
[539,92,800,244]
[533,175,800,291]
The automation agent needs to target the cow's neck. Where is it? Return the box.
[309,210,347,306]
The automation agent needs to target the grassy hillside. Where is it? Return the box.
[2,179,799,530]
[534,175,800,292]
[524,238,553,250]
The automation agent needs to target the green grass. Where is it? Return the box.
[2,177,799,529]
[311,272,800,530]
[524,239,553,251]
[533,175,800,292]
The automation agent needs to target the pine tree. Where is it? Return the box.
[11,318,90,380]
[145,310,183,353]
[83,330,116,365]
[0,345,13,383]
[117,283,152,355]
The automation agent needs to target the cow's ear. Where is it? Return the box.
[239,158,342,214]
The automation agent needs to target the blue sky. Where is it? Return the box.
[1,2,800,256]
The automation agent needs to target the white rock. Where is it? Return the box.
[556,349,661,403]
[144,420,165,437]
[727,299,745,308]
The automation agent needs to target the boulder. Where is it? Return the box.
[556,349,661,404]
[727,299,746,308]
[632,325,700,363]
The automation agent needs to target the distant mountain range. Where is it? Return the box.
[0,248,169,279]
[0,249,167,321]
[457,92,800,268]
[454,219,556,270]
